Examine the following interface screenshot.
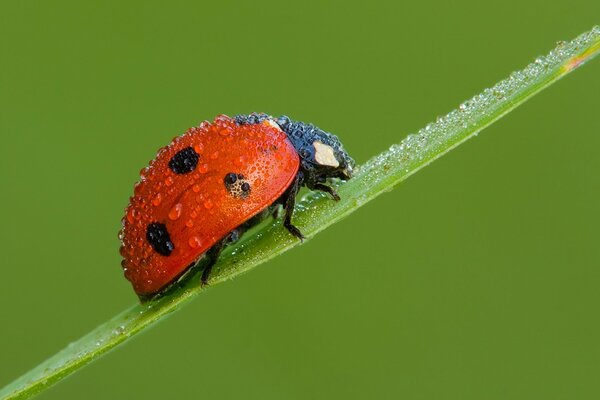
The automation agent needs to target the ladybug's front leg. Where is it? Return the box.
[281,174,305,241]
[310,183,340,201]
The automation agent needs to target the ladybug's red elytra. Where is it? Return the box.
[119,113,354,301]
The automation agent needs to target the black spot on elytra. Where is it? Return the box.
[168,147,199,174]
[224,172,251,199]
[224,173,238,186]
[146,222,174,256]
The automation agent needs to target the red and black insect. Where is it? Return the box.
[119,113,354,300]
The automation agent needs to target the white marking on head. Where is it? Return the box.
[313,141,339,167]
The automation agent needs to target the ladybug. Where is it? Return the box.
[119,113,354,301]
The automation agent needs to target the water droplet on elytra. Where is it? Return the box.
[168,203,183,220]
[235,155,247,166]
[188,236,202,249]
[126,208,138,224]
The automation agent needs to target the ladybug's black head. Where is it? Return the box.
[275,116,355,186]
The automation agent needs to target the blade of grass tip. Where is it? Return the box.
[2,25,599,400]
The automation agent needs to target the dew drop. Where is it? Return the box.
[235,155,247,166]
[126,208,138,224]
[113,325,126,336]
[168,203,183,220]
[192,184,201,193]
[194,143,204,154]
[188,236,203,249]
[152,193,162,206]
[219,127,232,136]
[198,164,209,173]
[165,176,174,186]
[186,219,194,228]
[203,199,213,209]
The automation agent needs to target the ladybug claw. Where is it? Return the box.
[312,183,340,201]
[284,223,305,241]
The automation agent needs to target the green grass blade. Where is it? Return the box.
[2,26,599,400]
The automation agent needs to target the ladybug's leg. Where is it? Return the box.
[281,174,305,241]
[201,229,242,286]
[271,204,282,220]
[310,183,340,201]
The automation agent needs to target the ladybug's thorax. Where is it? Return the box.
[235,113,354,188]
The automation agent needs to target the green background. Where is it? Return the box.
[1,1,599,399]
